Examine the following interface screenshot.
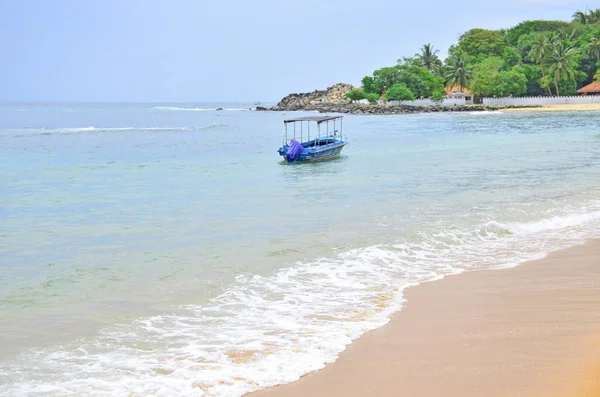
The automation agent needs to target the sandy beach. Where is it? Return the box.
[249,240,600,397]
[503,103,600,112]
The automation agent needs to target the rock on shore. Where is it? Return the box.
[269,83,355,111]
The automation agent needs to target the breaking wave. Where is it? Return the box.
[1,202,600,396]
[5,124,226,137]
[154,106,252,112]
[468,110,504,115]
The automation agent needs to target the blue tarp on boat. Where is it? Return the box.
[286,139,303,162]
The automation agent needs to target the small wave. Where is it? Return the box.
[468,111,504,115]
[154,106,251,112]
[499,210,600,234]
[7,124,226,137]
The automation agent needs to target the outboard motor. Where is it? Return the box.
[286,139,304,163]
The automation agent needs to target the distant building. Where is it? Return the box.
[576,82,600,95]
[445,86,473,103]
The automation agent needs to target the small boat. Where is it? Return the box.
[277,116,347,162]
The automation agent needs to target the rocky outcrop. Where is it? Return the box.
[269,83,355,111]
[255,83,543,114]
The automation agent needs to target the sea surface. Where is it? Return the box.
[1,102,600,396]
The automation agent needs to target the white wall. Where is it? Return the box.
[483,95,600,105]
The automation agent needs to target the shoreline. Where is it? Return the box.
[258,102,600,115]
[257,103,541,115]
[248,240,600,397]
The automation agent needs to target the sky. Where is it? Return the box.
[0,0,594,102]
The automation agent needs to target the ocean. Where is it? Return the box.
[1,102,600,396]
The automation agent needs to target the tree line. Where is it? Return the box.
[346,8,600,103]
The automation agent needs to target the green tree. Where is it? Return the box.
[430,89,446,104]
[588,29,600,61]
[365,62,445,99]
[415,44,443,74]
[528,34,551,63]
[471,57,503,97]
[396,63,445,98]
[364,93,380,104]
[444,52,473,91]
[572,8,600,24]
[471,58,527,97]
[396,56,422,67]
[517,33,536,60]
[572,25,600,84]
[506,20,571,46]
[346,89,380,103]
[528,33,553,94]
[494,68,528,97]
[371,66,402,95]
[503,47,522,69]
[544,40,579,95]
[361,76,377,94]
[573,10,589,24]
[386,83,416,101]
[520,64,546,96]
[555,74,584,95]
[345,89,366,101]
[458,29,507,62]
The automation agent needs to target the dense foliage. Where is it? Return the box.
[386,83,416,101]
[351,7,600,102]
[345,89,379,104]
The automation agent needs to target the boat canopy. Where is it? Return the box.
[283,116,342,124]
[282,115,343,145]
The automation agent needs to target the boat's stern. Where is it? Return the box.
[278,140,305,162]
[277,144,288,157]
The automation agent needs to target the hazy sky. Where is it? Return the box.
[0,0,592,102]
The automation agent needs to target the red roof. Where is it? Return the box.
[445,85,472,95]
[577,82,600,93]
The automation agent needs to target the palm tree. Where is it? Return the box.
[444,53,473,92]
[416,44,442,74]
[572,8,600,24]
[557,27,577,42]
[528,34,552,95]
[588,29,600,61]
[572,10,589,24]
[544,41,578,96]
[546,31,561,45]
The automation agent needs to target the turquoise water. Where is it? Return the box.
[2,103,600,396]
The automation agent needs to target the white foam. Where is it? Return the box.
[9,124,225,137]
[468,111,504,115]
[505,211,600,234]
[2,204,600,396]
[154,106,251,112]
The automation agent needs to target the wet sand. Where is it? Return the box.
[503,103,600,112]
[249,240,600,397]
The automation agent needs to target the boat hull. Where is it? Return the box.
[278,139,347,163]
[302,144,345,162]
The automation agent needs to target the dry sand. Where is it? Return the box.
[249,240,600,397]
[503,103,600,112]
